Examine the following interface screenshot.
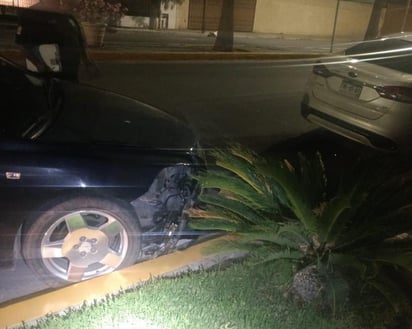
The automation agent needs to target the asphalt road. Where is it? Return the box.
[0,259,50,306]
[0,59,316,304]
[87,60,315,150]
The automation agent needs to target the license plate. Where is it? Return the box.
[339,80,362,98]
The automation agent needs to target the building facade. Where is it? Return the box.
[253,0,372,40]
[181,0,412,40]
[183,0,374,40]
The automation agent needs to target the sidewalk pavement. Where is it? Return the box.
[0,17,355,61]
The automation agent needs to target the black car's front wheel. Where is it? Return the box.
[22,196,141,287]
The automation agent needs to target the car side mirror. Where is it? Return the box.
[15,8,91,82]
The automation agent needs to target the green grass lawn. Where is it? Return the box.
[21,259,399,329]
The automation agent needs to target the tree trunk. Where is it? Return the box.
[213,0,234,52]
[287,265,327,306]
[364,0,388,40]
[149,0,161,30]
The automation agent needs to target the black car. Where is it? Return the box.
[0,18,202,286]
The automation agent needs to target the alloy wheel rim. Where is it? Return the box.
[40,210,129,282]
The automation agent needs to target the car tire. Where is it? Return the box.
[21,196,141,287]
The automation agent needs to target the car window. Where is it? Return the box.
[345,39,412,73]
[0,58,49,138]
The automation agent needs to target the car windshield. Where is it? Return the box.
[345,38,412,73]
[1,2,412,329]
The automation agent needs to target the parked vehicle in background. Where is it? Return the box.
[301,32,412,152]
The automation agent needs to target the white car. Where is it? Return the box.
[301,33,412,152]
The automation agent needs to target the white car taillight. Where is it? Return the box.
[375,86,412,104]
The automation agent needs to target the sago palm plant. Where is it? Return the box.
[187,145,412,314]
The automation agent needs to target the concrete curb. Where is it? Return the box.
[0,235,238,329]
[0,49,326,62]
[87,51,326,62]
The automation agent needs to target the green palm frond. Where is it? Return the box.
[317,193,363,245]
[210,147,269,196]
[188,144,412,312]
[277,222,313,245]
[332,172,412,251]
[259,160,318,233]
[197,193,277,226]
[365,243,412,269]
[189,145,289,234]
[317,162,375,241]
[367,274,412,313]
[297,152,328,206]
[328,253,369,277]
[195,169,277,212]
[361,180,412,234]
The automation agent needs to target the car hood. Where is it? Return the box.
[40,81,197,150]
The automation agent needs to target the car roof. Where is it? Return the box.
[379,31,412,42]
